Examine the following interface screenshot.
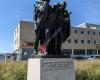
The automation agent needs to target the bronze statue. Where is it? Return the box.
[33,0,71,57]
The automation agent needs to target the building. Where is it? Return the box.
[0,54,5,61]
[62,23,100,58]
[0,53,13,62]
[14,22,100,60]
[14,21,35,60]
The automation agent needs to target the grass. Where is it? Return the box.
[0,60,100,80]
[75,60,100,80]
[0,62,27,80]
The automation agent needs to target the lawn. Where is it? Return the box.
[75,60,100,80]
[0,60,100,80]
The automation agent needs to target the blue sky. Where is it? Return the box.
[0,0,100,53]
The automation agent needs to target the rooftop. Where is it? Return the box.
[75,23,100,30]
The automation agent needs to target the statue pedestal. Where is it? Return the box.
[27,58,75,80]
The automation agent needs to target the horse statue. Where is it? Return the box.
[33,0,71,57]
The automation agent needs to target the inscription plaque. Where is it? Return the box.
[42,61,73,71]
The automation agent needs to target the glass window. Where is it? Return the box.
[87,50,97,55]
[74,39,78,43]
[93,32,95,35]
[81,40,84,44]
[74,49,85,55]
[94,40,96,44]
[74,30,77,34]
[62,49,72,56]
[87,31,90,35]
[87,40,90,44]
[81,30,84,34]
[98,50,100,55]
[99,32,100,36]
[74,49,79,55]
[68,39,71,43]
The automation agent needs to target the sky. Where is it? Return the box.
[0,0,100,53]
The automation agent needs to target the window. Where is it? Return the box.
[87,31,90,35]
[93,32,95,35]
[81,30,84,34]
[81,40,84,44]
[68,39,71,43]
[74,30,77,34]
[87,50,97,55]
[74,49,85,55]
[98,50,100,55]
[93,40,96,44]
[99,32,100,35]
[62,49,72,55]
[74,39,78,43]
[87,40,90,44]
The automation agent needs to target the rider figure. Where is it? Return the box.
[33,0,50,54]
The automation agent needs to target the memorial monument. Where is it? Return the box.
[33,0,71,56]
[27,0,75,80]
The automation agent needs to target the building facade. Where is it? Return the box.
[14,22,100,60]
[14,21,35,60]
[62,23,100,58]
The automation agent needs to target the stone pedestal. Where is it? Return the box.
[27,58,75,80]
